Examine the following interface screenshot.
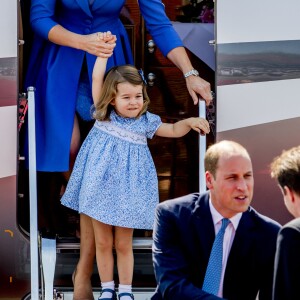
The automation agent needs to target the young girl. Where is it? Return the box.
[61,38,210,300]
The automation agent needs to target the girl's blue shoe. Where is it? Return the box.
[98,288,117,300]
[118,292,134,300]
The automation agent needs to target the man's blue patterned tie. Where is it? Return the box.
[202,218,230,295]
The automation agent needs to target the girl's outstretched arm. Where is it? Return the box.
[155,117,210,138]
[92,56,108,105]
[92,32,116,105]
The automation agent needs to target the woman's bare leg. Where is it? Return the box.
[91,219,114,282]
[62,109,94,299]
[60,115,81,236]
[73,214,95,300]
[63,115,81,182]
[114,226,134,285]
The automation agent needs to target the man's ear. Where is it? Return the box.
[206,171,214,189]
[284,186,295,203]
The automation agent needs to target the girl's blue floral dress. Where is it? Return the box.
[61,110,162,229]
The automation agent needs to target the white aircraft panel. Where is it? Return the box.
[217,79,300,132]
[217,0,300,44]
[0,106,17,178]
[0,0,18,58]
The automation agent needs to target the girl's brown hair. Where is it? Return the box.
[93,65,150,121]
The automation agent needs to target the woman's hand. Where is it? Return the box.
[167,46,213,106]
[185,75,212,106]
[48,25,116,58]
[81,31,116,58]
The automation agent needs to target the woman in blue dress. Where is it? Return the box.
[25,0,212,172]
[61,40,210,299]
[25,1,213,298]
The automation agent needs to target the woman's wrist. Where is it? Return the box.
[75,33,87,51]
[183,69,199,78]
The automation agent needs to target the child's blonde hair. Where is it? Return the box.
[94,65,150,121]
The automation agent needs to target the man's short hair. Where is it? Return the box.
[204,140,250,178]
[270,146,300,196]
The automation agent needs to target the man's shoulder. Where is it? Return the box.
[246,206,282,233]
[281,217,300,232]
[157,192,200,209]
[157,192,209,213]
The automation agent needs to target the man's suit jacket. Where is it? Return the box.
[272,217,300,300]
[152,192,281,300]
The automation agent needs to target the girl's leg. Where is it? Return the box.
[115,226,134,300]
[92,219,115,299]
[73,214,95,300]
[91,219,114,281]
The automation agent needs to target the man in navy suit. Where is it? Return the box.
[270,145,300,300]
[152,140,281,300]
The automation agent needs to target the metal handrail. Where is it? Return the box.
[27,86,39,300]
[199,99,207,194]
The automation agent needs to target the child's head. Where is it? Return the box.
[94,65,150,120]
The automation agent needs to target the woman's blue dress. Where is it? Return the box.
[24,0,183,171]
[61,110,162,229]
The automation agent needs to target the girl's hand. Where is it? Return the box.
[188,117,210,135]
[81,31,116,58]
